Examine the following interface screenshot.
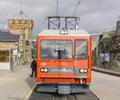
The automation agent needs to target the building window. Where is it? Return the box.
[0,50,9,62]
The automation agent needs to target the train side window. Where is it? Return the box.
[75,40,88,60]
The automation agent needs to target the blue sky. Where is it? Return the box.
[0,0,120,37]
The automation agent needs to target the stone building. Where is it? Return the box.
[0,31,19,49]
[8,19,33,64]
[0,31,19,70]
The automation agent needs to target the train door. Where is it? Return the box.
[74,40,88,80]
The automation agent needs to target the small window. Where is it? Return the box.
[75,40,88,60]
[0,50,9,62]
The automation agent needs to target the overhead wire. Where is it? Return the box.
[73,0,82,16]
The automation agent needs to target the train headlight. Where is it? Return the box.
[60,29,68,35]
[40,68,44,72]
[79,69,88,73]
[80,69,84,73]
[84,69,88,73]
[40,68,48,72]
[44,68,48,72]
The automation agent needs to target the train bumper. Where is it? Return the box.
[36,84,89,94]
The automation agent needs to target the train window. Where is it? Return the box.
[40,40,72,60]
[75,40,88,60]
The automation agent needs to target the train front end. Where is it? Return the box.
[36,30,92,94]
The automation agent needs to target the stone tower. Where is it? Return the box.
[8,19,33,64]
[116,21,120,34]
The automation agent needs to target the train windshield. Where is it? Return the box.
[75,40,88,60]
[40,40,72,60]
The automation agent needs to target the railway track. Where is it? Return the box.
[27,69,120,100]
[51,94,78,100]
[28,85,100,100]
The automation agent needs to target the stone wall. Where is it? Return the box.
[0,42,18,49]
[98,21,120,72]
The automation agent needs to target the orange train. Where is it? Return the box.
[36,29,92,94]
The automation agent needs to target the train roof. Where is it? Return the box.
[38,30,90,36]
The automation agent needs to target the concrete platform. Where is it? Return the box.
[0,64,35,100]
[92,66,120,77]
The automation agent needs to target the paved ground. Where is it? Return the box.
[0,65,120,100]
[91,71,120,100]
[0,64,35,100]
